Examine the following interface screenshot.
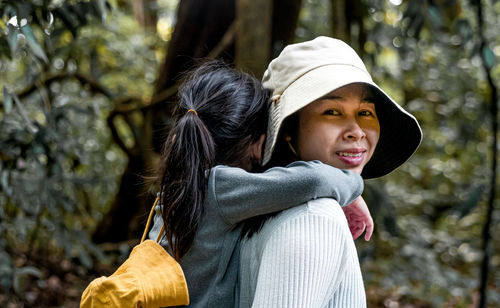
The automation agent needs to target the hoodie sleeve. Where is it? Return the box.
[212,160,363,225]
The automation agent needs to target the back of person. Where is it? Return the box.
[151,60,269,307]
[239,198,366,308]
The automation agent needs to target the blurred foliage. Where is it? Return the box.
[0,0,171,305]
[0,0,499,306]
[343,0,498,306]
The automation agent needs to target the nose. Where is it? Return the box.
[343,120,366,141]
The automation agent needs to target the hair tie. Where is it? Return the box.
[186,109,198,116]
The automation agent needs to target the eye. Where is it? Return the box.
[323,109,341,116]
[359,110,375,117]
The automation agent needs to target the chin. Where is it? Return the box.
[344,165,364,175]
[329,160,363,174]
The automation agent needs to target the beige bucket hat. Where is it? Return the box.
[262,36,422,179]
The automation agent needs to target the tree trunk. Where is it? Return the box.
[330,0,350,43]
[271,0,302,57]
[153,0,236,96]
[133,0,158,28]
[93,0,303,243]
[92,156,148,242]
[235,0,272,78]
[93,0,237,243]
[330,0,366,56]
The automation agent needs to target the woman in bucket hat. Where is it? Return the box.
[239,36,422,307]
[147,60,370,307]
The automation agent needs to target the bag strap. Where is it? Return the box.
[140,196,165,244]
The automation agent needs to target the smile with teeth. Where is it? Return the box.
[337,152,363,157]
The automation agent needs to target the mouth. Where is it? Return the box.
[336,149,366,166]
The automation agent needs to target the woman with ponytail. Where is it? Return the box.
[149,60,370,307]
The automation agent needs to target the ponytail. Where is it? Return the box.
[158,110,215,260]
[155,60,269,260]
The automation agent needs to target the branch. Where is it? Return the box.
[72,73,116,99]
[16,72,116,100]
[148,21,236,110]
[111,22,237,116]
[207,21,236,59]
[106,110,135,158]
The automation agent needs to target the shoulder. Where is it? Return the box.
[270,198,348,229]
[249,198,350,247]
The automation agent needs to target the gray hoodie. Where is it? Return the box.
[149,160,363,307]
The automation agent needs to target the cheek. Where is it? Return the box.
[296,122,320,158]
[366,127,380,156]
[296,122,337,160]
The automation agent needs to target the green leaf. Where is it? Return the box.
[0,35,13,59]
[1,170,11,196]
[12,93,37,133]
[455,19,472,43]
[69,3,90,25]
[78,248,93,269]
[454,185,485,218]
[54,6,77,38]
[2,87,13,114]
[14,2,33,20]
[407,13,424,38]
[482,45,496,70]
[13,266,42,296]
[97,0,108,22]
[7,24,19,55]
[20,24,48,63]
[0,251,14,292]
[404,1,421,19]
[428,5,443,29]
[15,267,42,278]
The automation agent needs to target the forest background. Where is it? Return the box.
[0,0,499,307]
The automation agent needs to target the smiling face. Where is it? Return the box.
[292,83,380,174]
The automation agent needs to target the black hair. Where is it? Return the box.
[156,60,269,260]
[239,113,298,238]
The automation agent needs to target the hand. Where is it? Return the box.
[342,196,374,241]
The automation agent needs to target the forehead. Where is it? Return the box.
[302,83,376,111]
[322,83,375,99]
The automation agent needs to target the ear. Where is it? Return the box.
[249,134,266,164]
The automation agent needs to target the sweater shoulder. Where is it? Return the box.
[248,198,350,248]
[267,198,347,230]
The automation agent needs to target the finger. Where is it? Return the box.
[364,219,374,241]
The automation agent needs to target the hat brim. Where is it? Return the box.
[263,64,422,179]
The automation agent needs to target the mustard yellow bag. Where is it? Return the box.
[80,197,189,307]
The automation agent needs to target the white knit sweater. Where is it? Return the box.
[239,198,366,308]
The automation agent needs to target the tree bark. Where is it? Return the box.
[93,0,303,243]
[330,0,350,43]
[93,0,237,243]
[271,0,302,57]
[92,156,148,242]
[330,0,366,56]
[133,0,158,28]
[153,0,236,96]
[235,0,272,78]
